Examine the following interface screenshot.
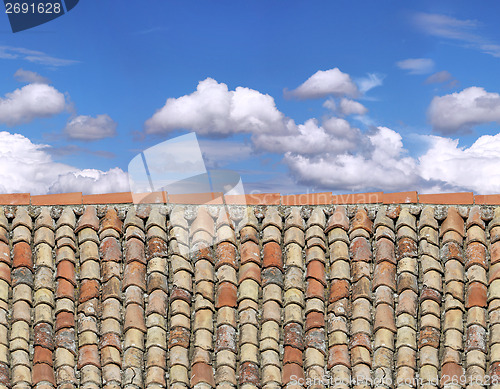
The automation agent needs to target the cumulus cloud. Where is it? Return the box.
[14,68,50,84]
[419,134,500,194]
[48,168,129,194]
[0,131,128,195]
[397,58,435,75]
[145,78,290,136]
[285,68,358,99]
[64,114,118,141]
[144,76,500,195]
[252,118,361,155]
[285,126,418,191]
[0,84,66,126]
[339,98,368,116]
[323,98,368,116]
[428,86,500,133]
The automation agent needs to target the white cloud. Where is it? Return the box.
[0,84,66,126]
[0,45,78,66]
[48,168,129,194]
[414,13,500,58]
[285,126,417,191]
[356,73,384,94]
[14,69,50,84]
[419,134,500,194]
[143,76,500,195]
[338,98,368,116]
[64,114,117,141]
[323,98,368,116]
[397,58,435,75]
[285,68,358,99]
[428,86,500,133]
[252,117,361,155]
[0,131,129,195]
[145,78,289,136]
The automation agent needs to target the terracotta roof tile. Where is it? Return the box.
[32,362,56,385]
[419,192,474,205]
[475,194,500,205]
[32,192,83,206]
[0,193,30,205]
[281,192,333,205]
[169,191,223,205]
[333,191,383,204]
[83,192,133,204]
[383,191,418,204]
[225,193,280,205]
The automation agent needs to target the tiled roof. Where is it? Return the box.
[1,190,500,205]
[0,199,498,387]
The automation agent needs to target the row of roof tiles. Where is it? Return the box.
[1,191,500,206]
[0,203,499,388]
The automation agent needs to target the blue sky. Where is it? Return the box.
[1,1,500,195]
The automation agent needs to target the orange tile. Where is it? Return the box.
[281,192,333,205]
[132,191,167,204]
[31,192,82,206]
[0,193,30,205]
[383,191,418,204]
[419,192,474,204]
[225,193,280,205]
[168,192,223,205]
[83,192,133,204]
[475,194,500,205]
[332,191,383,204]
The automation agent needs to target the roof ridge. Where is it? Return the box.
[0,190,498,206]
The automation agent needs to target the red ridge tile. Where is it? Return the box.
[281,192,333,205]
[0,193,30,205]
[475,194,500,205]
[31,192,82,206]
[383,191,418,204]
[225,193,280,205]
[168,192,223,205]
[333,191,383,204]
[418,192,474,205]
[132,191,167,204]
[83,192,133,204]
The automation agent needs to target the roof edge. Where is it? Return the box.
[0,190,498,206]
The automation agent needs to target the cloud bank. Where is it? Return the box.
[0,131,128,195]
[145,76,500,194]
